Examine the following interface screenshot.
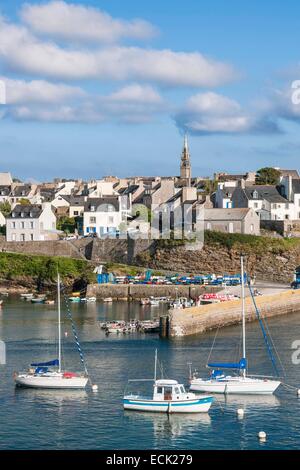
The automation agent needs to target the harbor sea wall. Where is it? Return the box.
[0,239,85,260]
[86,283,219,300]
[168,289,300,337]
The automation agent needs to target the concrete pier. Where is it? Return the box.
[168,289,300,337]
[86,283,219,300]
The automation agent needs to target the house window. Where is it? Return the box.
[21,221,25,229]
[250,224,254,233]
[30,221,34,229]
[20,233,25,241]
[254,202,258,209]
[90,217,96,224]
[74,211,78,216]
[12,222,16,229]
[285,215,289,220]
[30,234,34,241]
[12,233,16,241]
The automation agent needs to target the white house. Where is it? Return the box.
[0,211,5,227]
[83,197,127,237]
[88,180,119,198]
[280,176,300,220]
[6,203,57,241]
[232,182,293,220]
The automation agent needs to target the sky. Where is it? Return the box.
[1,0,300,181]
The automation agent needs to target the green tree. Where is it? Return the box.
[18,198,31,205]
[256,167,281,185]
[57,216,76,234]
[0,201,11,217]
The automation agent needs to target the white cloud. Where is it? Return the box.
[21,1,157,43]
[174,92,280,135]
[108,84,163,104]
[2,82,165,124]
[0,16,236,87]
[1,77,85,104]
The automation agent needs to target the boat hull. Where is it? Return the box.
[15,375,88,389]
[190,378,281,395]
[123,396,213,413]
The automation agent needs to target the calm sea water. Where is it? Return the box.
[0,296,300,450]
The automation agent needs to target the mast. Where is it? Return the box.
[154,349,157,382]
[58,272,61,373]
[241,255,246,378]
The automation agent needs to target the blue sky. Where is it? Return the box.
[0,0,300,181]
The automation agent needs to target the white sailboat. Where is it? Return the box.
[14,274,88,389]
[190,256,281,395]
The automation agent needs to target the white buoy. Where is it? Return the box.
[92,384,98,392]
[258,431,267,441]
[64,331,68,337]
[237,408,244,418]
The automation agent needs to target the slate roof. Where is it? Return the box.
[0,186,11,196]
[11,185,32,197]
[292,179,300,194]
[8,204,43,219]
[204,208,253,221]
[84,197,120,212]
[242,185,288,203]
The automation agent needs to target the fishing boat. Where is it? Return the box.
[189,256,281,395]
[14,274,88,389]
[149,298,160,307]
[31,296,45,304]
[123,351,214,413]
[103,297,113,303]
[140,298,150,305]
[68,296,81,303]
[20,293,34,299]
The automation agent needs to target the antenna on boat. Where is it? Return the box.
[57,272,61,373]
[154,349,158,382]
[241,254,246,378]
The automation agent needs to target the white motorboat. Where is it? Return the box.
[190,256,281,395]
[123,351,214,413]
[14,274,88,390]
[103,297,113,303]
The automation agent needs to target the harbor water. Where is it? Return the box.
[0,297,300,449]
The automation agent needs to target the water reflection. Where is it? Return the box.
[124,411,211,441]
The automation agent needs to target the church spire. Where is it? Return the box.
[180,133,191,185]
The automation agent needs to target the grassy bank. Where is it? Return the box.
[204,230,300,254]
[0,252,95,285]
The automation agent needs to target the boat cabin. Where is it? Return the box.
[153,379,188,401]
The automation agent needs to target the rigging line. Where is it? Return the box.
[207,325,220,364]
[247,280,280,377]
[257,310,286,377]
[61,284,89,376]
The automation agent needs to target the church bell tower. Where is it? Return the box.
[180,133,191,185]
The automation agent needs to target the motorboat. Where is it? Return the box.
[123,351,213,413]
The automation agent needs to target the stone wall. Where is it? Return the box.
[0,239,84,259]
[143,243,300,283]
[169,289,300,337]
[86,283,219,300]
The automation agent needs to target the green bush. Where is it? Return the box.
[0,252,95,283]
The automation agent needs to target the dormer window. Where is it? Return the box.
[253,190,258,199]
[90,206,95,211]
[21,212,25,218]
[29,212,33,218]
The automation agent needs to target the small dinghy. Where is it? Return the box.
[123,351,213,413]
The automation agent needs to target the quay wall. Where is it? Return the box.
[0,239,85,259]
[86,283,219,300]
[169,289,300,337]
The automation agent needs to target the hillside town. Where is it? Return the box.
[1,136,300,243]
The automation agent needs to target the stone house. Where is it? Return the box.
[203,208,260,235]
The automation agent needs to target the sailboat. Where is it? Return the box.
[14,274,88,389]
[189,256,281,395]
